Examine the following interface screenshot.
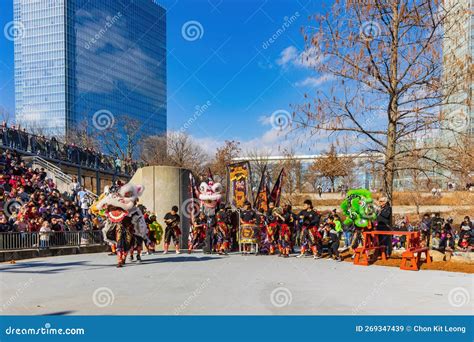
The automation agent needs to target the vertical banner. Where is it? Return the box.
[226,161,253,209]
[270,168,285,207]
[254,165,270,212]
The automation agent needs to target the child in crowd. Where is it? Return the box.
[39,221,51,249]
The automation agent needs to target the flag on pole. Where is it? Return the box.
[270,168,285,207]
[254,165,270,212]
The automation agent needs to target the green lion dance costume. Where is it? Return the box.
[340,189,377,228]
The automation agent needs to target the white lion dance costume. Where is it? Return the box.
[96,182,147,268]
[189,172,224,253]
[197,176,224,253]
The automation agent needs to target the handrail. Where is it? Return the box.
[0,126,141,175]
[31,156,98,198]
[0,231,105,251]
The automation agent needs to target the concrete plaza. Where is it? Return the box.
[0,252,471,315]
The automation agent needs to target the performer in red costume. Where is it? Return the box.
[215,212,230,255]
[188,212,207,253]
[297,225,322,259]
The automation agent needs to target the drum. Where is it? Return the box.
[240,224,259,244]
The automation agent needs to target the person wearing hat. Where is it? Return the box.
[163,205,181,254]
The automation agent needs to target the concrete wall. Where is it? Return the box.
[129,166,192,249]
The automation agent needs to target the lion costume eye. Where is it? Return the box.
[199,182,210,193]
[212,183,222,193]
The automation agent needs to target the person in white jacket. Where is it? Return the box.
[39,221,52,249]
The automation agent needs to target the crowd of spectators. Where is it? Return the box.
[0,149,164,252]
[0,149,100,238]
[389,213,474,255]
[0,122,140,175]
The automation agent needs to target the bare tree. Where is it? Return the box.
[246,148,274,186]
[139,132,209,175]
[167,132,209,175]
[277,148,303,196]
[98,115,142,159]
[309,144,353,192]
[212,140,242,180]
[140,134,169,166]
[443,135,474,189]
[246,148,271,176]
[295,0,466,202]
[66,119,100,150]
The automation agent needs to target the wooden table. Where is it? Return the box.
[353,230,431,271]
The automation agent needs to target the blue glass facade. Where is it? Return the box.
[14,0,167,145]
[14,0,67,135]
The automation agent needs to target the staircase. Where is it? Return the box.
[26,156,98,198]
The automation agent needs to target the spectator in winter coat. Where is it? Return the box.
[376,197,392,256]
[440,232,455,260]
[431,231,442,251]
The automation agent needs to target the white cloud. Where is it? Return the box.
[276,46,298,66]
[276,46,325,69]
[258,115,273,126]
[189,135,222,156]
[294,74,334,87]
[190,125,332,158]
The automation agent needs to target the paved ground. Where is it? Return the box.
[0,252,472,315]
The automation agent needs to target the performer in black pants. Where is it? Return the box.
[376,197,392,257]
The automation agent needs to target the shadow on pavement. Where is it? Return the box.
[139,255,222,264]
[0,255,223,273]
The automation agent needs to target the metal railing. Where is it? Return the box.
[0,231,105,251]
[31,156,98,199]
[0,126,141,175]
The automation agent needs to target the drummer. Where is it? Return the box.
[240,201,257,225]
[240,201,258,253]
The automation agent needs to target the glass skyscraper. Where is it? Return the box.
[14,0,167,145]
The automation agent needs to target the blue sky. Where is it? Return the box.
[0,0,332,155]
